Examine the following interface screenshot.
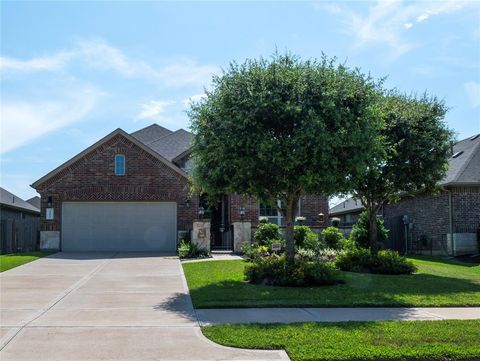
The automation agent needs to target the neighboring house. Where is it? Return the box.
[0,187,40,253]
[328,134,480,256]
[329,198,364,226]
[31,124,328,253]
[26,196,41,209]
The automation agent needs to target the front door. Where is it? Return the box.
[210,195,232,250]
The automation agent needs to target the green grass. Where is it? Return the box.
[0,251,55,272]
[203,320,480,361]
[183,257,480,308]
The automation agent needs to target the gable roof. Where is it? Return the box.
[31,128,189,189]
[0,187,40,213]
[26,196,41,209]
[329,198,364,216]
[442,134,480,185]
[130,124,173,144]
[139,128,193,162]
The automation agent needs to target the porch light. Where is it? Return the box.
[198,206,205,219]
[47,196,53,207]
[185,198,191,209]
[318,212,325,224]
[239,207,246,220]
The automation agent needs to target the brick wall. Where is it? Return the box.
[300,194,329,227]
[452,186,480,232]
[383,186,480,252]
[33,134,198,234]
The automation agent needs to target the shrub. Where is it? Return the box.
[336,248,416,275]
[321,226,344,249]
[244,254,339,287]
[294,226,322,250]
[350,211,389,249]
[335,247,372,273]
[254,223,282,246]
[241,242,262,261]
[297,247,342,262]
[177,240,210,259]
[370,250,417,275]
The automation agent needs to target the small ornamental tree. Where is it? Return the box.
[353,93,454,253]
[189,53,381,263]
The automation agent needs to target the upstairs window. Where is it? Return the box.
[115,154,125,175]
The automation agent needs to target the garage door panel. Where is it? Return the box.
[62,202,176,252]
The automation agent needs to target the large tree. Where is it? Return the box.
[353,92,454,253]
[189,53,381,262]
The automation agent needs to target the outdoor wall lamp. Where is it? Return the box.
[47,196,53,207]
[185,198,191,209]
[318,212,325,224]
[198,206,205,219]
[239,207,246,221]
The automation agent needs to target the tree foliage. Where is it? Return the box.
[189,53,381,261]
[353,93,454,252]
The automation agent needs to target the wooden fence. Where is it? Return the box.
[1,218,40,254]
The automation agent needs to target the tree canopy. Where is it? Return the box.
[189,53,382,260]
[353,92,454,252]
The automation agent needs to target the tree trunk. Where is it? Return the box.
[283,196,298,265]
[368,209,378,255]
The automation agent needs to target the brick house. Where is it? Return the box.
[31,124,328,253]
[328,134,480,256]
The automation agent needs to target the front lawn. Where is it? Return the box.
[183,257,480,308]
[203,320,480,361]
[0,251,55,272]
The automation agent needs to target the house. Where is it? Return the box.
[328,134,480,256]
[0,187,40,253]
[26,196,41,209]
[329,198,364,227]
[31,124,329,253]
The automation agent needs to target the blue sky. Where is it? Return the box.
[1,1,479,202]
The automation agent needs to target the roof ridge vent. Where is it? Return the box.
[470,134,479,141]
[452,151,464,158]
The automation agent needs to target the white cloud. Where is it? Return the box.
[136,100,172,120]
[183,93,206,107]
[0,51,73,72]
[1,39,219,87]
[464,81,480,108]
[324,0,472,61]
[0,88,100,154]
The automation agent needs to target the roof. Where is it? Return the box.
[442,134,480,185]
[130,124,173,144]
[31,128,189,189]
[329,198,364,216]
[26,196,41,209]
[0,187,40,213]
[145,129,193,162]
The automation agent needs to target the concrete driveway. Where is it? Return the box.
[0,252,288,361]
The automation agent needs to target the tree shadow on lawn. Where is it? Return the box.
[188,272,480,308]
[410,255,480,268]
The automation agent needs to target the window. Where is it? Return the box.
[259,199,301,226]
[115,154,125,175]
[46,208,54,220]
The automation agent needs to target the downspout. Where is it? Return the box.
[448,189,454,256]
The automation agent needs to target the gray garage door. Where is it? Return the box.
[61,202,177,252]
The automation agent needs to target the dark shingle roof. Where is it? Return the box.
[130,124,173,144]
[329,198,364,216]
[147,129,193,161]
[442,134,480,185]
[26,196,41,209]
[0,187,40,213]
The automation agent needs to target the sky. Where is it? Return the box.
[1,1,479,204]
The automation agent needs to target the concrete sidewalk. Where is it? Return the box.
[197,307,480,326]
